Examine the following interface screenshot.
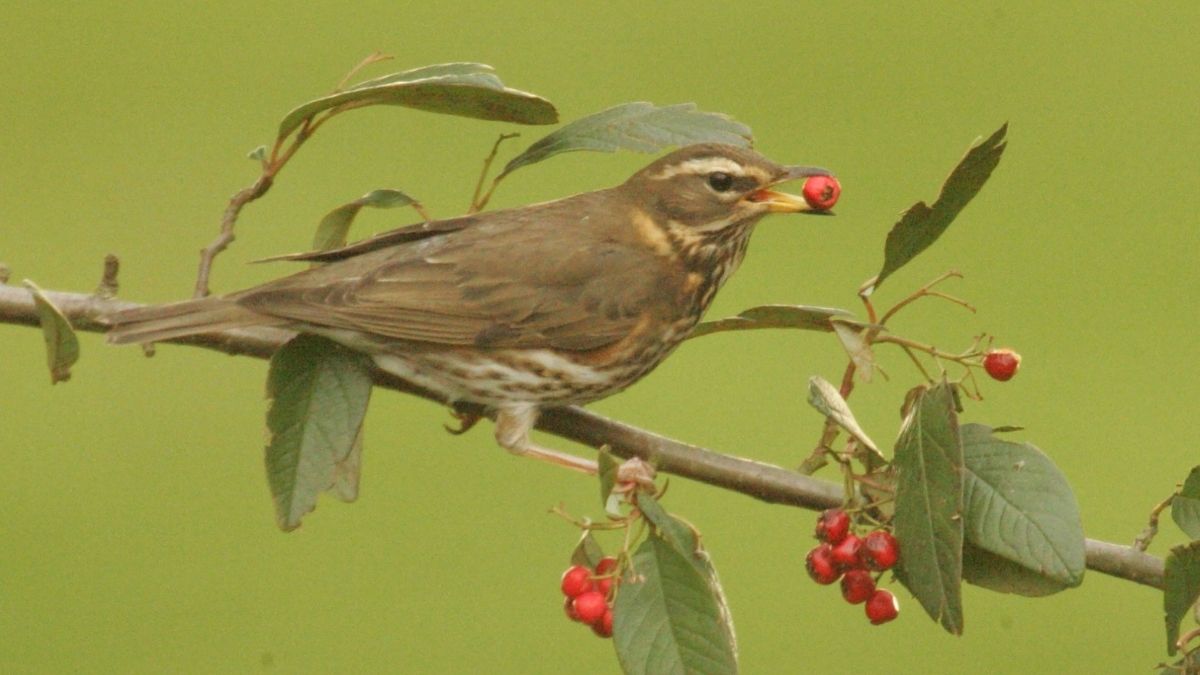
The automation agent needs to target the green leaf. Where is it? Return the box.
[689,304,854,339]
[1164,542,1200,655]
[265,335,374,531]
[961,542,1072,597]
[571,531,605,569]
[313,189,420,252]
[864,124,1007,295]
[498,102,752,180]
[892,383,965,634]
[614,509,736,675]
[598,448,622,516]
[806,376,880,457]
[247,145,266,162]
[277,62,557,141]
[960,424,1085,593]
[23,280,80,384]
[1172,467,1200,540]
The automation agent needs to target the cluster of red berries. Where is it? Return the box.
[983,348,1021,382]
[560,557,618,638]
[805,508,901,625]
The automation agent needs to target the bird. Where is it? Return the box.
[107,143,834,472]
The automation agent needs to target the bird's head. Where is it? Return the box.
[623,143,834,237]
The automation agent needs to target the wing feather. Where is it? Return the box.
[234,191,677,351]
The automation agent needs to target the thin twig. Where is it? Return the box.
[470,133,520,213]
[0,284,1168,590]
[1134,492,1178,552]
[878,270,964,326]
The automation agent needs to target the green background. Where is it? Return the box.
[2,2,1197,672]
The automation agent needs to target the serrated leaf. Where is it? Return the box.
[571,531,605,569]
[1165,542,1200,655]
[892,383,965,634]
[636,494,697,561]
[689,304,854,339]
[806,376,880,456]
[864,124,1007,295]
[312,188,420,252]
[23,280,80,384]
[277,62,557,141]
[614,513,736,674]
[960,424,1085,592]
[1172,467,1200,540]
[831,319,876,383]
[498,102,752,180]
[961,541,1072,597]
[265,335,374,531]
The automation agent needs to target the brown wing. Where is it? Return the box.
[234,191,675,351]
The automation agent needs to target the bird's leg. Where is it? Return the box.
[494,404,598,475]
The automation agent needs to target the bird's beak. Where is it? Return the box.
[745,165,836,215]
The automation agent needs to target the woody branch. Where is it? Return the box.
[0,282,1163,590]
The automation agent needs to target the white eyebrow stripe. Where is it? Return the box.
[652,157,747,180]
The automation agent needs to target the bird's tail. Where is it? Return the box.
[106,297,282,345]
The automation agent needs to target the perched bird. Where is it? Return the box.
[107,143,834,470]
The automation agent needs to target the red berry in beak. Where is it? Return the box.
[802,175,841,210]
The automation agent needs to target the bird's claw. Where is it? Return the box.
[444,409,482,435]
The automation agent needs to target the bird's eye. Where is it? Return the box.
[707,172,734,192]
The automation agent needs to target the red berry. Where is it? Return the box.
[840,569,876,605]
[592,609,614,638]
[564,596,583,622]
[983,348,1021,382]
[572,591,608,625]
[596,577,613,597]
[830,534,863,569]
[595,557,618,575]
[815,508,851,544]
[561,565,594,598]
[865,589,900,625]
[802,175,841,210]
[861,530,900,571]
[805,544,841,585]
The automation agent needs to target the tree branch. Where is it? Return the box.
[0,283,1165,590]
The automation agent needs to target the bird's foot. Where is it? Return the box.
[444,408,482,435]
[494,404,598,475]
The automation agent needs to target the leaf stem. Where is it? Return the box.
[470,133,520,213]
